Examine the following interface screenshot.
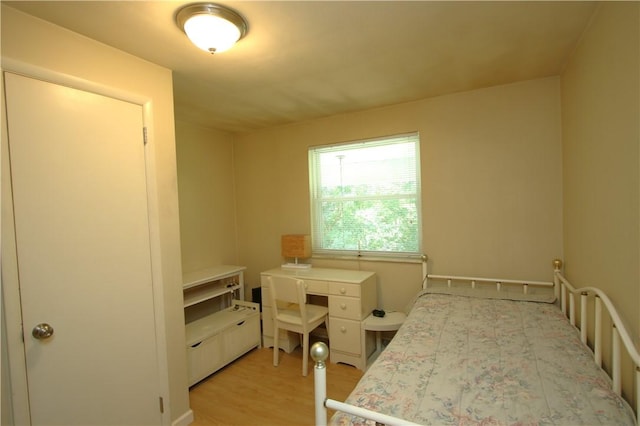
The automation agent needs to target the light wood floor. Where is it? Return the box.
[188,345,364,426]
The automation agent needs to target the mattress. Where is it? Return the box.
[332,288,636,425]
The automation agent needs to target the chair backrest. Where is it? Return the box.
[267,275,308,322]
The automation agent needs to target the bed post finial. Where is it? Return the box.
[311,341,329,368]
[422,254,429,290]
[312,342,329,426]
[553,259,563,271]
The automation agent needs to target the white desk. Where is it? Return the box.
[261,267,377,370]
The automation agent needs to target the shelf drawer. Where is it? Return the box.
[223,314,259,361]
[329,295,361,320]
[329,282,360,297]
[187,333,223,386]
[329,318,361,355]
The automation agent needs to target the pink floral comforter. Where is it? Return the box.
[332,289,636,425]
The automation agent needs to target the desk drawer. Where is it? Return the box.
[329,282,360,297]
[329,295,361,320]
[261,285,272,307]
[329,318,360,355]
[303,279,328,295]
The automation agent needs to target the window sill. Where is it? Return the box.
[311,253,427,264]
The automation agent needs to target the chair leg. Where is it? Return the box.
[302,332,309,376]
[273,326,280,367]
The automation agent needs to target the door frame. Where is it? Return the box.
[1,58,170,425]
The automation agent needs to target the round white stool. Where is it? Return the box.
[361,311,406,368]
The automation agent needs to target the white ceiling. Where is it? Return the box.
[5,1,598,133]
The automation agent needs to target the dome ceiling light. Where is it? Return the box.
[176,3,248,54]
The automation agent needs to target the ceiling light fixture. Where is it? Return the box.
[176,3,248,54]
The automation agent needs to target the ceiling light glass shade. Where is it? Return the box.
[176,3,248,54]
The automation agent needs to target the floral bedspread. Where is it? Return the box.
[332,289,636,425]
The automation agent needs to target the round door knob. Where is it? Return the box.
[32,323,54,340]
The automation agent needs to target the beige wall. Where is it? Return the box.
[560,0,639,390]
[233,77,563,310]
[175,120,238,274]
[0,6,190,424]
[561,1,639,338]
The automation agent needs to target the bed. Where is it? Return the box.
[312,260,639,425]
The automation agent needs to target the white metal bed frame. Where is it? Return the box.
[312,259,640,426]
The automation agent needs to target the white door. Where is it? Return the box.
[4,72,162,425]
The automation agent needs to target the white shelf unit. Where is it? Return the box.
[183,265,261,386]
[183,265,246,303]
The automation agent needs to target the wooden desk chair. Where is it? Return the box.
[266,275,329,376]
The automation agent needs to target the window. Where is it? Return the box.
[308,132,421,258]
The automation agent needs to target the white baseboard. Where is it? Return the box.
[172,409,194,426]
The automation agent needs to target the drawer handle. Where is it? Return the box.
[340,288,346,294]
[340,303,346,310]
[236,321,245,326]
[340,326,346,333]
[191,342,202,348]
